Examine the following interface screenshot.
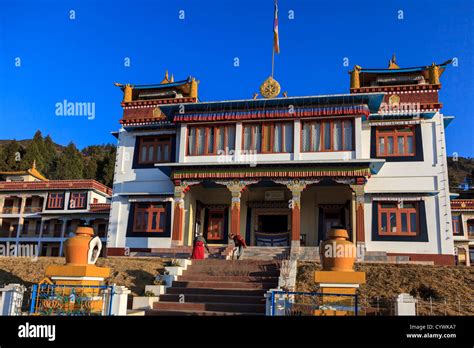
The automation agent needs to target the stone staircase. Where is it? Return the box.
[147,259,280,316]
[240,246,290,260]
[130,246,232,259]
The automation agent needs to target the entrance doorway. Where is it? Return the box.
[318,204,348,244]
[254,210,290,246]
[203,207,228,244]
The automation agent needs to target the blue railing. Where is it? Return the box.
[269,290,358,316]
[30,284,114,316]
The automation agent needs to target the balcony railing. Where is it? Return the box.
[1,207,20,214]
[0,230,15,238]
[23,206,43,213]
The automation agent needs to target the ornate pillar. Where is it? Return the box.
[171,182,187,245]
[350,183,366,243]
[275,179,319,247]
[216,180,257,237]
[171,181,200,245]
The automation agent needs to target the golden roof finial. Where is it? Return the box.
[32,159,36,169]
[170,74,174,83]
[161,70,170,84]
[388,53,400,69]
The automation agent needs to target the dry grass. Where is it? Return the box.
[297,262,474,315]
[0,256,166,296]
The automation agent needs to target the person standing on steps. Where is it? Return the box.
[229,233,247,260]
[191,232,211,259]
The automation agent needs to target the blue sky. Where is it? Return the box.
[0,0,473,156]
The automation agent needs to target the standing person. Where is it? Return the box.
[191,233,211,260]
[229,233,247,260]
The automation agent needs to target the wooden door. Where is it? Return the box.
[206,210,225,241]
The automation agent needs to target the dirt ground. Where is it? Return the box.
[1,257,473,315]
[0,257,166,296]
[297,262,474,315]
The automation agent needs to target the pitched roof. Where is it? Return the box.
[0,161,48,181]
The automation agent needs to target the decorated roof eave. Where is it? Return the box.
[117,78,192,91]
[157,158,386,176]
[158,93,385,115]
[359,60,453,74]
[368,112,438,120]
[443,115,455,128]
[122,122,177,131]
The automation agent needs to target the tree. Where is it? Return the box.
[53,142,84,180]
[21,131,45,171]
[42,135,58,176]
[0,140,23,171]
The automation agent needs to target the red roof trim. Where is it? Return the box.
[89,203,111,212]
[451,199,474,211]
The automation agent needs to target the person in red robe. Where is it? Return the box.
[229,233,247,260]
[191,234,210,259]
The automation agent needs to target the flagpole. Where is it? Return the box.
[271,45,275,78]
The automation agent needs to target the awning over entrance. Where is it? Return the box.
[164,159,384,181]
[171,166,371,180]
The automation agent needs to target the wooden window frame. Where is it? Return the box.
[187,124,235,156]
[467,220,474,238]
[47,192,65,210]
[452,215,463,236]
[69,192,87,209]
[375,126,416,157]
[137,135,172,164]
[241,121,293,154]
[378,201,419,236]
[301,119,354,153]
[133,203,167,233]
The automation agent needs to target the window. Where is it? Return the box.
[452,215,463,236]
[378,202,418,236]
[138,136,172,164]
[133,203,167,233]
[468,220,474,238]
[47,192,65,209]
[376,127,415,157]
[242,122,293,153]
[302,119,353,152]
[187,125,235,155]
[69,192,87,209]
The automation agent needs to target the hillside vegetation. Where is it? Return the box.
[0,131,116,187]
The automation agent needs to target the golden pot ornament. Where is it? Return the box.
[64,226,102,266]
[319,227,356,272]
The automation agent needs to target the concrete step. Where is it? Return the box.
[146,309,263,316]
[186,263,279,271]
[153,301,266,313]
[178,275,279,282]
[172,280,277,290]
[159,294,265,304]
[183,269,280,277]
[165,287,268,297]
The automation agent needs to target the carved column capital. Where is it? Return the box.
[216,179,258,206]
[173,180,200,207]
[350,184,365,204]
[274,179,320,208]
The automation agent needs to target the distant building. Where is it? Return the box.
[108,58,456,265]
[451,195,474,266]
[0,163,111,256]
